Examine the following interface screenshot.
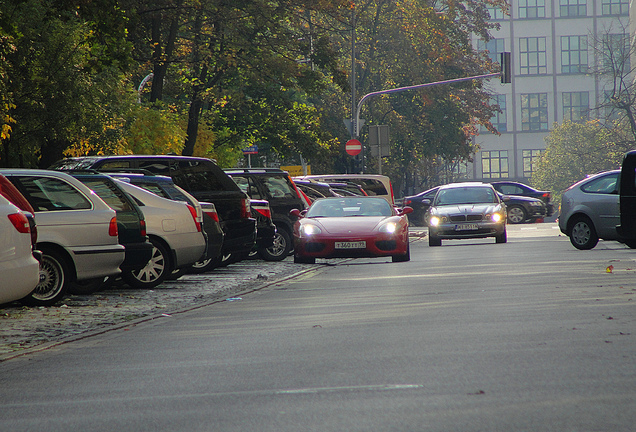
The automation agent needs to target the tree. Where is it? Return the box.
[532,120,630,202]
[589,20,636,141]
[0,0,135,168]
[312,0,506,194]
[130,0,350,165]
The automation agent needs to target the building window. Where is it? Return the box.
[520,37,547,74]
[519,0,545,18]
[491,95,507,132]
[478,39,505,63]
[521,93,549,131]
[563,91,589,122]
[602,34,630,73]
[560,0,587,16]
[486,6,506,20]
[602,0,628,15]
[561,36,588,73]
[523,150,543,177]
[481,151,509,179]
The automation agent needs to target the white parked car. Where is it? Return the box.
[114,180,206,288]
[1,169,125,305]
[0,194,40,305]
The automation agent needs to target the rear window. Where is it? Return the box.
[262,175,296,199]
[12,176,92,211]
[79,178,133,211]
[172,160,238,192]
[581,173,618,194]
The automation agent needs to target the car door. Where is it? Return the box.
[581,172,620,239]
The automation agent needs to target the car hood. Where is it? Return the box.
[305,216,392,234]
[431,203,502,215]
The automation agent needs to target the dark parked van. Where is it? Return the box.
[50,156,256,263]
[617,150,636,248]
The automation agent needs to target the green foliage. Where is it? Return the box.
[532,120,632,203]
[123,104,184,155]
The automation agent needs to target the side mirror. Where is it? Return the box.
[501,194,511,202]
[290,209,303,218]
[398,206,414,215]
[422,198,431,206]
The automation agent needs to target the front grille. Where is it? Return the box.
[304,242,325,252]
[467,214,483,221]
[449,214,483,222]
[375,240,397,251]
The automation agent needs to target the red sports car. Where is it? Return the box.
[291,197,413,264]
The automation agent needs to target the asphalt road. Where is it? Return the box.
[1,223,635,431]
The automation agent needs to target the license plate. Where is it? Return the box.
[455,224,478,231]
[335,241,366,249]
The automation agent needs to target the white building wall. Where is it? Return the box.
[471,0,629,183]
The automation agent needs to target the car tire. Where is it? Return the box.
[258,229,292,261]
[429,234,442,247]
[187,257,218,274]
[21,248,69,306]
[507,205,527,224]
[122,238,171,289]
[68,277,107,295]
[294,254,315,264]
[495,227,507,244]
[392,242,410,262]
[569,216,599,250]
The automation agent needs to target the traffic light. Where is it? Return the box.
[500,52,511,84]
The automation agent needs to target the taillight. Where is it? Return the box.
[186,204,202,232]
[255,207,271,219]
[240,198,251,219]
[389,182,395,205]
[140,219,147,237]
[204,209,219,223]
[7,213,30,234]
[109,216,118,237]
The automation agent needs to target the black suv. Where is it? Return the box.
[225,168,307,260]
[50,156,256,264]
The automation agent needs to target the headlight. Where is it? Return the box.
[302,224,322,236]
[491,213,503,223]
[429,216,441,226]
[529,201,542,207]
[379,222,397,233]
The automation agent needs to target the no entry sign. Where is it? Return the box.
[345,139,362,156]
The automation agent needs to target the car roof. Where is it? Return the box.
[438,182,491,190]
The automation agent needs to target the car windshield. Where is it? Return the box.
[434,187,497,205]
[307,197,392,217]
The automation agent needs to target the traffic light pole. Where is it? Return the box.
[354,71,501,138]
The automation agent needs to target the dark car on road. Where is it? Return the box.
[491,181,554,216]
[225,168,307,261]
[405,185,545,226]
[50,155,256,266]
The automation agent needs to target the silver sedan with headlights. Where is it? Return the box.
[425,183,508,246]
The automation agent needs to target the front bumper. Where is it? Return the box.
[294,232,408,259]
[430,221,506,239]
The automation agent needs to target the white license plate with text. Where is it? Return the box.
[335,241,366,249]
[455,224,479,231]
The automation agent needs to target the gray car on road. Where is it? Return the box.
[559,170,621,250]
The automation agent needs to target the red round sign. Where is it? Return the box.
[345,139,362,156]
